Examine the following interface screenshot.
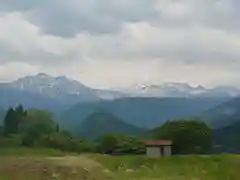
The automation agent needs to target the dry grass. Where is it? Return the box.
[0,156,113,180]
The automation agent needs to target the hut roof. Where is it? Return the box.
[145,140,173,146]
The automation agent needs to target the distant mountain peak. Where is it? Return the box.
[16,73,76,84]
[10,73,100,103]
[55,75,68,80]
[36,73,50,77]
[196,85,205,90]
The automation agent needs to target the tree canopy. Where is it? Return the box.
[152,120,213,154]
[1,105,97,152]
[21,109,58,146]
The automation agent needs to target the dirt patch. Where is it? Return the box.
[0,156,113,180]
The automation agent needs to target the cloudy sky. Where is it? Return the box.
[0,0,239,89]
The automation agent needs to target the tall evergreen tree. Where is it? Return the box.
[3,105,27,135]
[3,108,15,135]
[15,104,27,131]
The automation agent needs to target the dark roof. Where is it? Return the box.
[145,140,172,146]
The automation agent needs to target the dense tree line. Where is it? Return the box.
[0,105,92,152]
[0,105,213,155]
[97,133,145,155]
[4,105,27,135]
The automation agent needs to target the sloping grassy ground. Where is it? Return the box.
[0,148,239,180]
[90,154,240,180]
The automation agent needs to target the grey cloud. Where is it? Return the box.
[0,0,158,37]
[154,0,240,32]
[0,42,79,66]
[84,27,240,69]
[1,0,239,37]
[198,1,239,31]
[0,0,45,12]
[0,0,239,69]
[93,44,240,67]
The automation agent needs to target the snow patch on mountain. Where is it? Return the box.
[124,82,240,98]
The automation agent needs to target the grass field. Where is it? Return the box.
[0,148,239,180]
[90,154,240,180]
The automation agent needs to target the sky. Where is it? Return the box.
[0,0,239,89]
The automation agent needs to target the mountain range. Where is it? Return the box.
[0,73,239,109]
[0,73,237,124]
[0,73,237,126]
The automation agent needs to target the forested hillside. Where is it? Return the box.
[200,97,240,128]
[213,120,240,153]
[59,97,226,129]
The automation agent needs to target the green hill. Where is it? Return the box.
[77,112,146,140]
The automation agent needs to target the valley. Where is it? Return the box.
[0,73,239,153]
